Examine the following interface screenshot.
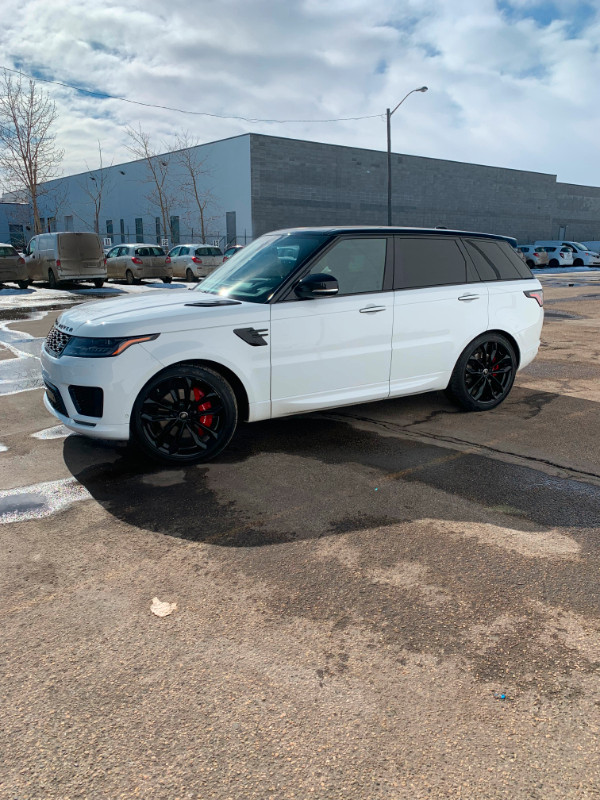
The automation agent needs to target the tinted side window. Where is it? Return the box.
[179,247,189,256]
[466,239,532,281]
[395,237,468,289]
[307,237,387,296]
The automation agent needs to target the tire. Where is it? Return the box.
[526,260,534,268]
[48,269,58,289]
[162,276,172,283]
[185,268,196,282]
[445,333,517,412]
[93,279,104,288]
[132,364,238,464]
[573,258,584,266]
[17,280,29,289]
[125,269,135,285]
[549,258,559,268]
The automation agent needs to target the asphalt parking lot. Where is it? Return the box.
[1,274,599,799]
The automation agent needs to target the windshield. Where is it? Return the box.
[570,242,586,250]
[196,232,328,303]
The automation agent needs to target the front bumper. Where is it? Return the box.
[40,342,163,441]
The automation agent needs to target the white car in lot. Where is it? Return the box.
[517,245,549,268]
[535,245,574,268]
[40,227,543,465]
[534,240,600,267]
[166,244,223,281]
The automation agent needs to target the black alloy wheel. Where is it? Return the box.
[132,365,238,464]
[125,269,135,285]
[446,333,517,412]
[162,276,172,283]
[48,269,58,289]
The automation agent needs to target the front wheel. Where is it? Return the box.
[162,276,172,283]
[131,365,238,464]
[573,258,584,266]
[17,280,30,289]
[445,333,517,412]
[93,279,104,288]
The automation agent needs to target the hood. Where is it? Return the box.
[56,289,269,337]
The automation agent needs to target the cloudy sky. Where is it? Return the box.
[0,0,598,185]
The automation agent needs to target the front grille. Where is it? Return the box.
[68,385,104,418]
[45,327,71,357]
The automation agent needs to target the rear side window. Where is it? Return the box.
[395,237,469,289]
[0,246,17,256]
[179,247,189,256]
[150,247,165,256]
[208,247,222,256]
[465,239,533,281]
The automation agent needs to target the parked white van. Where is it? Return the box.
[25,232,107,288]
[534,240,600,267]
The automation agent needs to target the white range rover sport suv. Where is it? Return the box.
[41,227,544,464]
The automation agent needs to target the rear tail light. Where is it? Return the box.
[532,251,539,257]
[524,290,543,307]
[56,259,61,267]
[559,252,565,258]
[131,257,143,265]
[223,255,229,261]
[18,256,25,265]
[191,257,202,264]
[165,256,171,264]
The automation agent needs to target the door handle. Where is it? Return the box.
[359,305,386,313]
[458,294,480,302]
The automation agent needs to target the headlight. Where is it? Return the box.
[61,333,159,358]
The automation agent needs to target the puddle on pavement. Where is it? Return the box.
[543,310,582,320]
[0,478,90,524]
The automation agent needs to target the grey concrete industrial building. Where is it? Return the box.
[3,133,599,248]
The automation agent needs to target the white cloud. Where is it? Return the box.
[0,0,599,184]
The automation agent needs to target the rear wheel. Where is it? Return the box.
[93,279,104,288]
[549,258,559,268]
[162,276,172,283]
[125,269,135,285]
[526,259,534,268]
[132,365,238,464]
[48,269,58,289]
[185,268,196,282]
[17,280,29,289]
[446,333,517,412]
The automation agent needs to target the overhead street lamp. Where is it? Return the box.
[386,86,428,226]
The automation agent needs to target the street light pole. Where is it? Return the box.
[386,86,428,226]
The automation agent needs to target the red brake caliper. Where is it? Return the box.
[193,387,213,429]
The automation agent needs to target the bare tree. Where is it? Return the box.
[0,70,64,234]
[174,132,216,243]
[126,125,175,242]
[77,142,112,234]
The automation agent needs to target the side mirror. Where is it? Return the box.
[295,273,339,299]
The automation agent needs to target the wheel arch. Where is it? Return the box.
[478,329,521,368]
[154,358,251,422]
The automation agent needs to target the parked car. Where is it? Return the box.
[166,244,223,281]
[105,244,172,284]
[534,240,600,266]
[40,226,543,466]
[534,245,574,268]
[223,244,244,261]
[517,245,549,268]
[0,243,29,288]
[25,232,106,288]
